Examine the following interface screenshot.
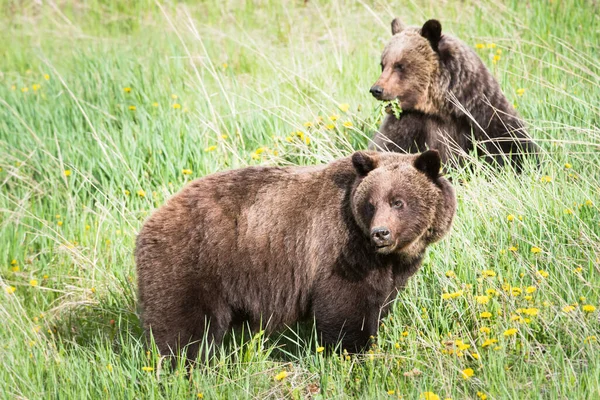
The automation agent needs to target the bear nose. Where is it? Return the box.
[371,227,391,245]
[370,85,384,99]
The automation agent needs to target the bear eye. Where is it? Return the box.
[392,199,404,209]
[394,63,404,72]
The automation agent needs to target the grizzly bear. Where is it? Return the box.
[135,150,456,361]
[370,18,539,170]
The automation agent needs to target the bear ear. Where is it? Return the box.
[352,151,379,176]
[414,150,441,181]
[391,18,405,35]
[420,19,442,52]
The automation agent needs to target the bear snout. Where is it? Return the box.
[370,85,384,99]
[371,226,393,247]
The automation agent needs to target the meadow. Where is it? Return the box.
[1,0,599,398]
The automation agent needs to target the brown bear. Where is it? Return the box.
[370,18,539,170]
[135,150,456,361]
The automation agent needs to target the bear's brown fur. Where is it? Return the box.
[370,19,539,170]
[135,150,456,361]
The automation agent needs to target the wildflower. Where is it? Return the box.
[85,224,91,230]
[482,338,498,347]
[486,289,497,296]
[32,84,41,91]
[580,296,586,302]
[29,279,38,287]
[251,153,260,160]
[480,311,492,319]
[325,124,335,130]
[564,163,572,169]
[329,114,339,121]
[492,55,501,64]
[303,121,313,128]
[516,88,526,96]
[475,43,485,49]
[343,121,353,128]
[182,169,192,175]
[315,116,324,124]
[171,94,178,99]
[394,342,400,349]
[442,291,463,300]
[562,305,575,313]
[123,87,132,93]
[565,208,573,215]
[128,105,136,111]
[476,295,490,305]
[204,145,217,152]
[274,371,288,381]
[44,74,50,80]
[479,327,491,334]
[477,392,488,400]
[43,274,48,280]
[387,390,395,395]
[508,245,518,252]
[540,175,552,183]
[316,346,325,353]
[585,200,593,206]
[582,305,596,313]
[107,364,113,372]
[124,190,130,196]
[526,286,537,294]
[12,265,20,272]
[531,247,542,254]
[574,267,583,274]
[173,103,181,109]
[152,102,159,107]
[137,190,146,197]
[507,214,515,221]
[11,85,16,90]
[221,134,228,139]
[503,328,518,336]
[487,43,497,49]
[511,287,522,297]
[142,366,154,372]
[64,170,72,177]
[445,270,456,278]
[522,308,539,316]
[537,270,549,278]
[462,368,474,379]
[420,392,440,400]
[57,221,63,226]
[585,336,597,343]
[338,103,350,112]
[22,87,29,92]
[481,270,496,278]
[5,286,16,294]
[401,331,409,337]
[471,352,480,360]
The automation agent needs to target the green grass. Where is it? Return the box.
[1,0,599,398]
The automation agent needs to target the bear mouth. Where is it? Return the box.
[374,242,397,254]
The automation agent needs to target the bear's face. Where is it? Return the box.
[370,19,443,113]
[351,150,455,256]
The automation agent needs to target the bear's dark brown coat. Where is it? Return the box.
[135,150,456,360]
[370,19,539,170]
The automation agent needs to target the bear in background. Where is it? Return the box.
[370,18,540,170]
[135,150,456,362]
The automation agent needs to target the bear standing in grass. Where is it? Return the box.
[135,150,456,361]
[370,18,539,170]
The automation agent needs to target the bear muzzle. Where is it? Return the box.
[371,226,396,253]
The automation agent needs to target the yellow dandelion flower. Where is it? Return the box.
[507,214,515,221]
[182,169,192,175]
[524,295,533,301]
[477,392,488,400]
[445,270,456,278]
[137,190,146,197]
[584,200,593,206]
[480,311,492,319]
[64,170,72,177]
[338,103,350,112]
[471,352,480,360]
[12,266,20,272]
[526,286,537,294]
[562,305,575,313]
[152,102,159,107]
[461,368,474,379]
[251,153,260,160]
[204,145,217,152]
[325,124,335,130]
[531,247,542,254]
[172,103,181,109]
[106,364,113,372]
[540,175,552,183]
[44,74,50,80]
[343,121,353,128]
[124,190,130,196]
[580,296,587,302]
[538,270,549,278]
[523,308,539,316]
[315,116,324,124]
[486,289,497,296]
[564,163,572,169]
[479,327,491,334]
[420,392,440,400]
[11,85,16,90]
[387,390,395,395]
[475,43,485,49]
[492,55,501,64]
[565,208,574,215]
[197,394,204,399]
[85,224,91,230]
[32,84,41,91]
[57,221,63,226]
[22,87,29,92]
[511,287,522,297]
[496,49,503,55]
[476,295,490,305]
[329,114,339,121]
[582,305,596,313]
[574,267,583,274]
[123,87,132,93]
[585,336,597,343]
[43,274,48,280]
[482,270,496,278]
[222,63,228,69]
[481,338,498,348]
[274,371,288,381]
[5,286,16,294]
[128,105,136,111]
[401,331,409,337]
[303,121,313,128]
[171,94,178,99]
[29,279,38,287]
[316,346,325,353]
[487,43,497,49]
[516,88,526,96]
[508,245,518,252]
[503,328,518,337]
[142,366,154,372]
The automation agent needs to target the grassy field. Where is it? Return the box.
[1,0,599,398]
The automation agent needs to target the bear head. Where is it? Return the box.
[351,150,456,257]
[370,19,443,114]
